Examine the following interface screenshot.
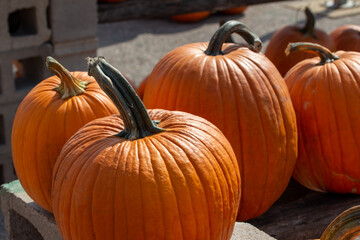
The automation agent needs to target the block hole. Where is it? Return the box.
[8,8,38,37]
[10,210,44,240]
[13,57,43,91]
[0,115,5,146]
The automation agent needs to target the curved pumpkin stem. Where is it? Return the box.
[285,42,339,65]
[205,20,262,56]
[300,7,316,38]
[46,56,89,99]
[87,57,164,140]
[320,205,360,240]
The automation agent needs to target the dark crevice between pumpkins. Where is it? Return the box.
[87,57,164,140]
[205,20,262,56]
[285,42,339,65]
[46,56,89,99]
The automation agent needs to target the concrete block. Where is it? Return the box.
[50,0,97,44]
[0,155,16,184]
[0,180,276,240]
[0,0,51,52]
[52,48,98,72]
[0,180,62,240]
[0,103,19,157]
[0,44,52,106]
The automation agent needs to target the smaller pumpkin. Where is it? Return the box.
[11,57,118,212]
[330,24,360,51]
[265,7,336,76]
[220,6,247,15]
[170,11,211,23]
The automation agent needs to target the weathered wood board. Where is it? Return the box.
[247,179,360,240]
[98,0,290,23]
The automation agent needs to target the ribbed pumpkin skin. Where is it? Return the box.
[265,26,335,76]
[142,43,298,221]
[52,109,240,240]
[330,25,360,51]
[285,51,360,193]
[11,72,118,212]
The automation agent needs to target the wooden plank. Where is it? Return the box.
[98,0,290,23]
[247,179,360,240]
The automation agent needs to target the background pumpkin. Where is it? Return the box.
[52,57,241,240]
[285,42,360,193]
[265,7,336,76]
[170,11,211,23]
[11,57,118,212]
[330,24,360,51]
[142,20,298,221]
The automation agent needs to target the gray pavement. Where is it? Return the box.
[97,0,360,87]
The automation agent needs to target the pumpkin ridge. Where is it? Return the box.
[165,130,233,239]
[158,132,213,238]
[145,137,186,239]
[57,139,110,239]
[231,56,270,217]
[300,66,327,190]
[154,133,203,239]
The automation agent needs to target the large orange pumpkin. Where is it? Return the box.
[142,20,298,221]
[330,24,360,51]
[52,57,241,240]
[285,42,360,193]
[265,7,336,76]
[11,57,118,212]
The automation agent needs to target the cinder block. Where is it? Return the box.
[0,44,52,106]
[0,0,51,52]
[0,180,276,240]
[0,155,16,184]
[0,180,62,240]
[0,103,19,157]
[50,0,97,44]
[52,38,98,71]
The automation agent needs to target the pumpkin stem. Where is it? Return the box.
[46,56,89,99]
[300,7,316,38]
[320,205,360,240]
[285,42,339,65]
[87,57,164,140]
[205,20,262,56]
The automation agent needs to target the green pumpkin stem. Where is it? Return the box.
[320,205,360,240]
[285,42,339,65]
[300,7,316,38]
[46,56,89,99]
[205,20,262,56]
[87,57,164,140]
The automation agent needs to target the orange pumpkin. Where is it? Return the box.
[330,24,360,51]
[11,57,118,212]
[52,57,241,240]
[142,20,298,221]
[265,7,336,76]
[220,6,247,15]
[285,42,360,193]
[170,11,211,23]
[136,74,149,100]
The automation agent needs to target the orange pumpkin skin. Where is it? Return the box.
[142,21,298,221]
[170,11,211,23]
[265,8,336,76]
[52,57,240,240]
[11,59,118,212]
[330,25,360,51]
[220,6,247,15]
[136,75,149,100]
[285,43,360,193]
